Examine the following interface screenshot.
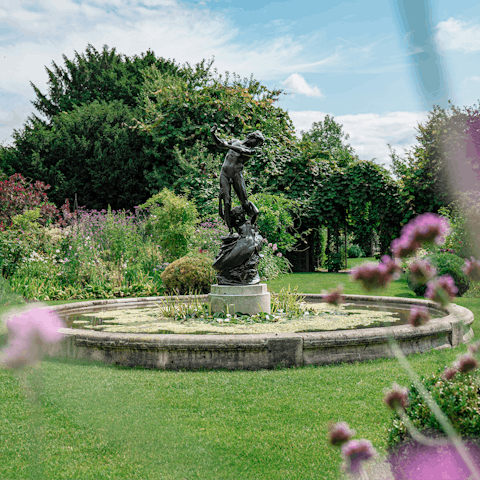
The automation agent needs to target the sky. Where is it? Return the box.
[1,0,480,170]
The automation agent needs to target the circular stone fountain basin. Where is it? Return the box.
[45,294,474,370]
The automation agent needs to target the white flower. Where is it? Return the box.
[224,318,230,322]
[217,319,223,323]
[56,249,60,253]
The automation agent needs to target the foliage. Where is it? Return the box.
[0,173,59,230]
[140,188,198,262]
[257,243,292,281]
[390,101,480,226]
[29,44,181,121]
[160,254,216,294]
[250,193,300,252]
[407,252,470,297]
[138,62,296,196]
[347,244,364,258]
[387,371,480,447]
[2,101,152,210]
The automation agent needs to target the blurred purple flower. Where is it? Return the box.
[341,439,377,475]
[454,353,478,374]
[379,255,402,280]
[391,213,450,258]
[425,275,458,306]
[408,306,430,327]
[276,252,282,257]
[350,262,391,291]
[463,257,480,282]
[442,366,458,381]
[402,213,450,246]
[268,243,272,248]
[322,286,345,306]
[329,422,356,446]
[272,244,278,252]
[384,383,409,410]
[2,307,65,369]
[391,235,421,259]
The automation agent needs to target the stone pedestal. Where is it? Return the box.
[209,284,271,316]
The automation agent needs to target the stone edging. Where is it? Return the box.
[43,295,474,370]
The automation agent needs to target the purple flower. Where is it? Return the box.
[341,439,377,475]
[391,213,450,258]
[272,243,278,252]
[442,366,458,380]
[276,252,282,257]
[425,275,458,306]
[408,306,430,327]
[409,259,437,285]
[384,383,409,410]
[402,213,450,246]
[379,255,402,280]
[350,262,392,291]
[391,235,421,259]
[322,286,345,306]
[268,243,272,248]
[454,353,478,374]
[1,307,65,369]
[463,257,480,282]
[329,422,356,446]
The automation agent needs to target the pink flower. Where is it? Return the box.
[391,235,421,259]
[384,383,409,410]
[272,244,278,252]
[402,213,450,246]
[425,275,458,306]
[391,213,450,258]
[463,257,480,282]
[329,422,356,446]
[341,439,377,475]
[1,307,65,369]
[268,243,272,248]
[322,286,345,306]
[408,306,430,327]
[379,255,402,280]
[276,252,282,257]
[350,262,392,291]
[409,259,437,284]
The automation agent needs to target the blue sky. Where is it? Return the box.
[1,0,480,169]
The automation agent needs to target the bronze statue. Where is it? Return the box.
[210,123,264,232]
[210,125,265,285]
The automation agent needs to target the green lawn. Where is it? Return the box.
[0,274,478,480]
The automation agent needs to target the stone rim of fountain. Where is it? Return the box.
[44,294,474,371]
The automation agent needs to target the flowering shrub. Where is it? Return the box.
[0,173,59,230]
[407,252,470,297]
[189,218,229,258]
[160,254,216,294]
[257,242,292,280]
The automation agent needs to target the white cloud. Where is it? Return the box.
[436,18,480,53]
[288,110,429,168]
[283,73,323,98]
[0,0,339,100]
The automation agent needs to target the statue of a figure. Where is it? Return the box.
[212,206,264,285]
[210,124,265,285]
[210,123,264,232]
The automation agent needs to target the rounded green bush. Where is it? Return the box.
[347,244,364,258]
[407,252,470,297]
[387,371,480,448]
[160,254,216,294]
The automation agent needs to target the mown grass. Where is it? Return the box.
[0,274,478,480]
